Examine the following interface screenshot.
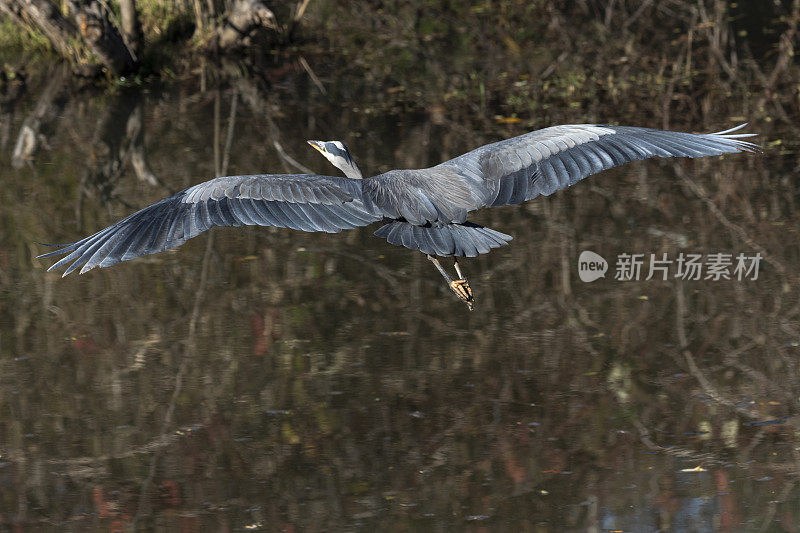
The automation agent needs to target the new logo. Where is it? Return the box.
[578,251,608,282]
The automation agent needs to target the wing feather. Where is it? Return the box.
[40,173,382,275]
[430,123,758,209]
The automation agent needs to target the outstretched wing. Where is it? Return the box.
[40,173,382,276]
[435,123,759,208]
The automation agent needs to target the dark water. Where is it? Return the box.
[1,65,799,531]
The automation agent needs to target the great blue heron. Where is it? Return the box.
[40,124,758,309]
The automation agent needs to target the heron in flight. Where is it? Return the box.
[40,124,758,310]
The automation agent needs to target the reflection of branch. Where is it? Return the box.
[76,91,164,227]
[221,90,238,176]
[299,56,327,95]
[12,65,68,168]
[125,100,159,186]
[634,418,721,464]
[758,480,796,532]
[634,416,800,477]
[298,246,403,294]
[266,114,315,174]
[722,341,794,402]
[0,70,26,152]
[752,0,800,122]
[695,1,736,80]
[678,168,791,281]
[621,0,653,31]
[740,426,767,464]
[674,283,760,421]
[107,334,162,380]
[233,75,319,175]
[293,0,312,22]
[134,90,238,523]
[44,423,204,474]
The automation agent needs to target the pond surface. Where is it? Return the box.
[1,63,799,531]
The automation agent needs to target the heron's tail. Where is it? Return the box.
[374,220,512,257]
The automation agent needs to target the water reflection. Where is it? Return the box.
[0,67,799,530]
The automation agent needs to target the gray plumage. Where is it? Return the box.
[40,123,758,277]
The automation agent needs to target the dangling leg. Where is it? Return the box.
[427,254,452,284]
[452,259,474,310]
[453,259,466,280]
[427,255,474,310]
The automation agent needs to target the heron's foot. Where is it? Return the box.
[427,254,475,311]
[449,278,474,311]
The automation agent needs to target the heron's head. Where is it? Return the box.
[307,140,363,179]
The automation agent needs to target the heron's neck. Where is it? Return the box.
[337,159,363,179]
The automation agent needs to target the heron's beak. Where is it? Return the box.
[307,140,326,154]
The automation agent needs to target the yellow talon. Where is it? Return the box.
[449,279,474,310]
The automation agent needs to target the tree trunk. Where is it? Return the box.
[68,0,138,76]
[119,0,143,58]
[0,0,81,61]
[191,0,205,34]
[0,0,139,76]
[217,0,276,50]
